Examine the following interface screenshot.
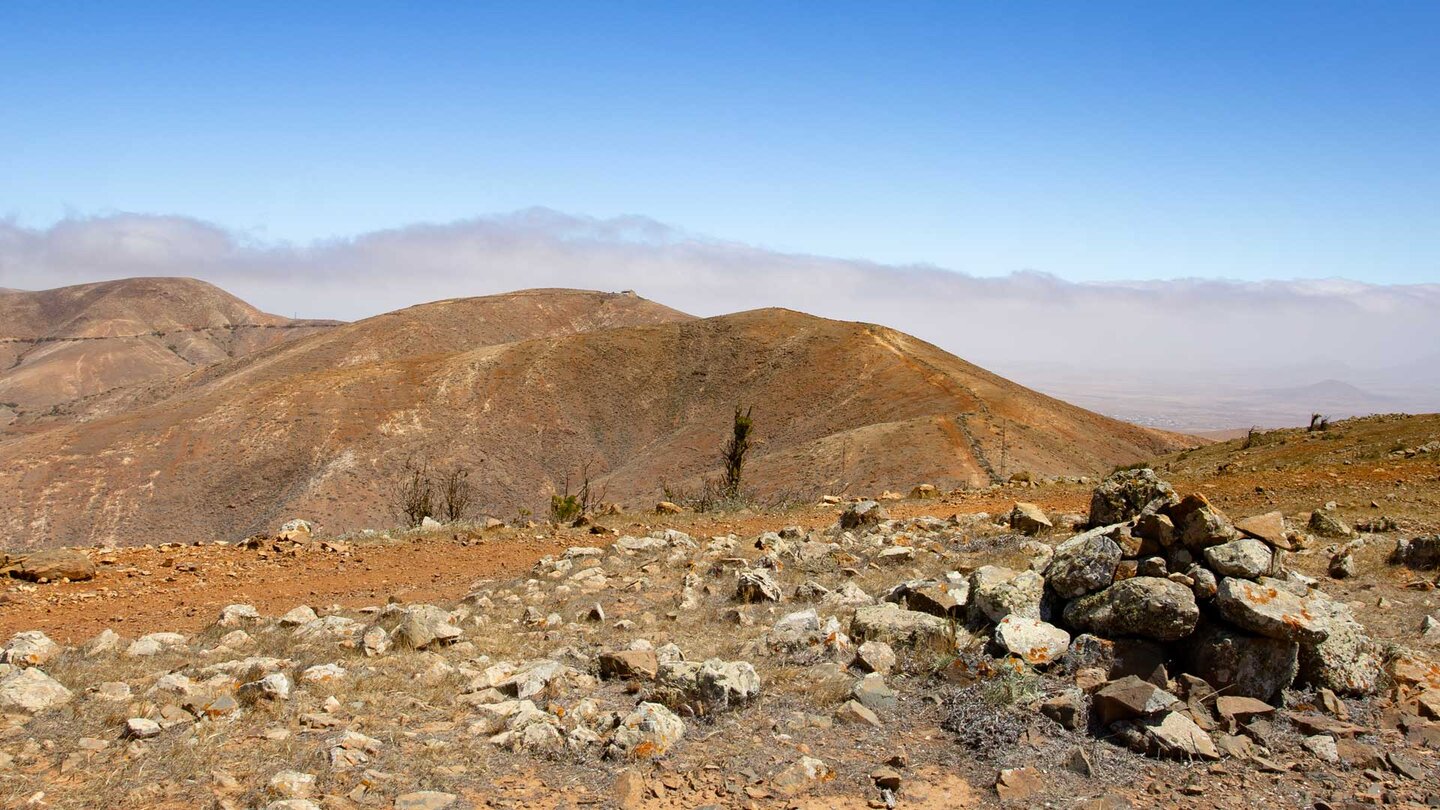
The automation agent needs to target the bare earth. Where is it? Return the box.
[1,414,1438,809]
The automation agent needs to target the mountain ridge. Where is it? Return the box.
[0,285,1190,549]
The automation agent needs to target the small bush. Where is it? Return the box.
[720,405,754,499]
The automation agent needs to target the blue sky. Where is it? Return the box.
[3,1,1438,283]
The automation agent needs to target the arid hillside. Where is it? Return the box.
[0,287,1187,549]
[0,278,337,430]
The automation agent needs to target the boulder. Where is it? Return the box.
[1088,469,1177,527]
[1040,689,1086,730]
[389,605,463,649]
[1134,513,1176,548]
[902,581,968,619]
[1308,510,1351,539]
[850,603,954,653]
[1143,711,1220,760]
[608,702,685,758]
[1236,511,1291,549]
[840,500,888,531]
[126,632,189,657]
[1297,601,1382,696]
[278,605,318,627]
[853,641,896,675]
[0,667,72,713]
[736,570,782,603]
[217,604,261,627]
[1062,577,1199,642]
[1391,536,1440,570]
[851,673,898,712]
[125,717,162,739]
[1171,495,1239,549]
[1045,528,1123,598]
[1213,577,1331,644]
[769,609,822,648]
[970,566,1044,622]
[12,549,95,582]
[599,650,660,681]
[1092,675,1179,725]
[1,631,61,667]
[1184,622,1298,702]
[772,756,832,797]
[695,660,761,709]
[1203,538,1273,579]
[1009,503,1052,536]
[994,616,1070,665]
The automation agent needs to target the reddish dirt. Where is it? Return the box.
[0,488,1089,644]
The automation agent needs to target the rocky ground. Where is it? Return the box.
[1,415,1439,809]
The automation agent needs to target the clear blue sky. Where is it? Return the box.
[3,1,1437,283]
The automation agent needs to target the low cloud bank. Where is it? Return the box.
[3,209,1437,425]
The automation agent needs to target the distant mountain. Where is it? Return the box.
[0,278,338,423]
[0,287,1189,549]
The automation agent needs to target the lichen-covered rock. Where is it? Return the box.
[1,631,61,667]
[655,659,761,710]
[850,603,954,653]
[1185,622,1298,701]
[1045,528,1123,598]
[970,566,1044,622]
[383,604,463,649]
[1213,577,1331,644]
[1171,495,1240,549]
[994,616,1070,665]
[1203,538,1273,579]
[1088,469,1176,527]
[736,570,783,603]
[1391,536,1440,570]
[1297,600,1382,696]
[608,702,685,758]
[1308,510,1352,539]
[839,500,888,531]
[1062,577,1199,642]
[696,659,761,709]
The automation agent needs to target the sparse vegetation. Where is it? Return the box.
[720,405,754,499]
[1308,412,1331,432]
[390,457,480,527]
[549,463,603,524]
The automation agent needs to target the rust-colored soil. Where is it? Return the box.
[0,488,1084,643]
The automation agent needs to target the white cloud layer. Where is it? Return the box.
[2,209,1437,428]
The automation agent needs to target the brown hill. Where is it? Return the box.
[0,278,337,427]
[0,288,1188,550]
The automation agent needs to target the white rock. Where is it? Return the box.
[279,605,319,627]
[125,632,188,657]
[125,717,162,739]
[1,631,61,667]
[267,770,316,799]
[0,668,72,713]
[217,604,261,628]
